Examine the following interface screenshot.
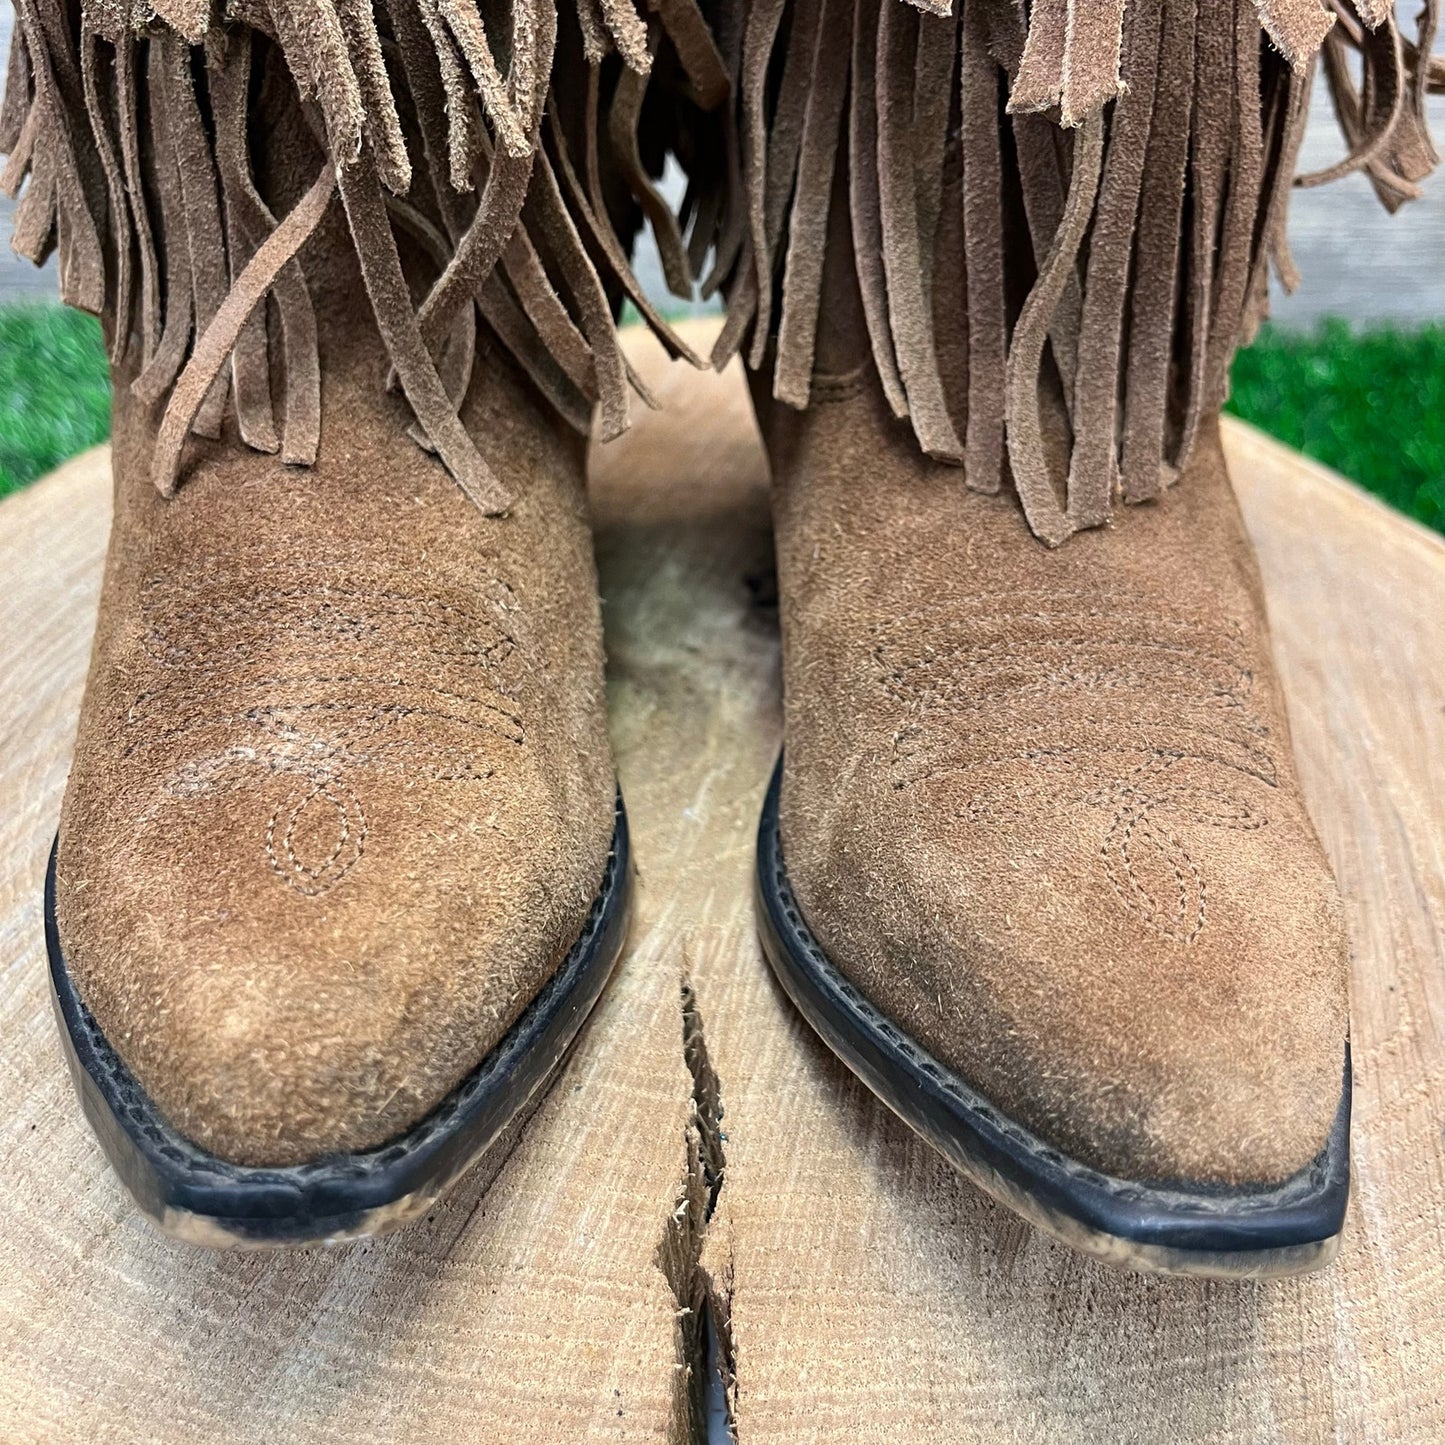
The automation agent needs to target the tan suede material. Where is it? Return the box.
[713,0,1439,548]
[54,245,615,1168]
[2,1,734,493]
[757,284,1350,1188]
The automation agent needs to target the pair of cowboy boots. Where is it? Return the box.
[5,0,1431,1274]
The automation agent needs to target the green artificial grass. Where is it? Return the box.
[0,304,111,499]
[0,303,1442,535]
[1225,319,1445,535]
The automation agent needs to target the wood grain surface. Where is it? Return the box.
[0,323,1442,1441]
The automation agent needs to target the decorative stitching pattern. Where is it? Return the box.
[873,592,1282,946]
[808,364,870,404]
[265,777,369,897]
[125,689,526,757]
[132,567,527,898]
[759,797,1342,1218]
[46,804,625,1198]
[141,577,522,677]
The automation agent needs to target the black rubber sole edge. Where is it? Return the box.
[45,795,632,1249]
[754,762,1350,1280]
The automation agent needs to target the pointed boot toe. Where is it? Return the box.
[48,803,628,1248]
[3,0,747,1244]
[54,744,621,1176]
[754,364,1351,1278]
[44,320,631,1247]
[759,759,1350,1279]
[773,747,1350,1185]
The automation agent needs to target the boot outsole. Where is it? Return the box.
[44,796,632,1249]
[754,763,1350,1280]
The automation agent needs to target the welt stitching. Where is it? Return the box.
[59,811,624,1177]
[766,837,1332,1210]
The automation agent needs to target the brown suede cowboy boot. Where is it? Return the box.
[722,0,1439,1276]
[3,0,727,1244]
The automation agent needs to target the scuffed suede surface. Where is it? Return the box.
[758,344,1350,1189]
[54,269,615,1169]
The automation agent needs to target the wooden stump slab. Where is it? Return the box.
[1,322,1443,1441]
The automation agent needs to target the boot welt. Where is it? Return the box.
[754,762,1350,1280]
[44,796,633,1249]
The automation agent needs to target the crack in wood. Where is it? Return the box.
[654,976,735,1442]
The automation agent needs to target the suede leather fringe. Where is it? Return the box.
[715,0,1442,545]
[0,0,729,510]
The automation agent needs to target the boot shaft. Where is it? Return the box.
[0,0,734,507]
[715,0,1442,546]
